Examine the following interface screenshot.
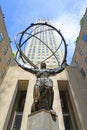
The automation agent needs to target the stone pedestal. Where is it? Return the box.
[27,110,59,130]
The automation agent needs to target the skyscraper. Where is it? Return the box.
[25,19,63,69]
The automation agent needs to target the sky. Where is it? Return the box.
[0,0,87,64]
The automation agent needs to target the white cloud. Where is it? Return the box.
[80,1,87,15]
[53,13,80,43]
[52,0,87,49]
[52,13,81,64]
[52,0,87,64]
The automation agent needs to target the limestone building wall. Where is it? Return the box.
[72,8,87,85]
[0,8,15,85]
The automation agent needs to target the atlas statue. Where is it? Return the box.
[15,22,67,119]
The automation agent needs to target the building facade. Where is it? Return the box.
[0,18,87,130]
[0,7,15,85]
[72,8,87,85]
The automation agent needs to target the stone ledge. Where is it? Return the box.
[27,110,59,130]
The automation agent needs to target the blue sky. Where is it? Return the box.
[0,0,87,64]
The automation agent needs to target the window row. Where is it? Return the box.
[0,57,11,65]
[75,58,86,79]
[0,33,4,42]
[75,57,87,65]
[78,47,84,56]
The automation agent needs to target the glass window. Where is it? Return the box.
[46,60,49,63]
[42,56,45,59]
[53,60,56,63]
[75,58,81,71]
[75,58,80,67]
[0,70,4,78]
[0,57,2,62]
[46,62,49,65]
[84,57,87,64]
[0,33,4,42]
[28,54,30,58]
[37,61,40,64]
[8,90,27,130]
[80,68,86,79]
[32,54,35,57]
[38,54,40,56]
[31,56,34,59]
[38,50,40,53]
[82,33,87,43]
[78,47,84,56]
[7,57,11,65]
[3,47,8,55]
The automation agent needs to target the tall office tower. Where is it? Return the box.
[0,7,15,85]
[0,18,87,130]
[72,8,87,85]
[25,19,63,69]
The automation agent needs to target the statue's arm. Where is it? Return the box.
[47,63,66,75]
[16,60,38,74]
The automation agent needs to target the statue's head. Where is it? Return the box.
[41,62,46,69]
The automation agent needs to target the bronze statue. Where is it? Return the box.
[15,22,67,121]
[16,61,66,114]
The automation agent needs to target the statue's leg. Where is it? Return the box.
[48,88,57,121]
[49,87,54,110]
[33,84,40,103]
[31,84,40,113]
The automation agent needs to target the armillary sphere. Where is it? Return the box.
[15,22,67,71]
